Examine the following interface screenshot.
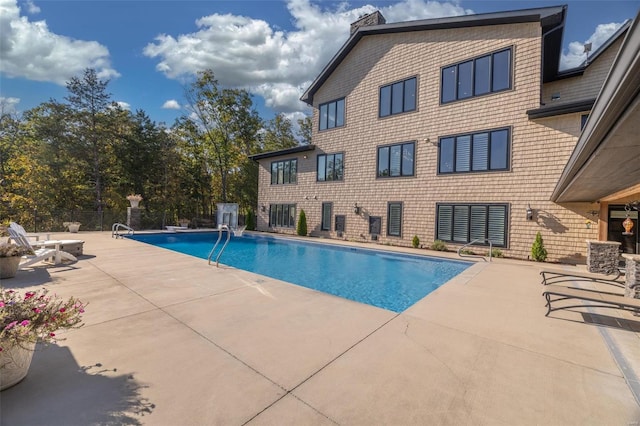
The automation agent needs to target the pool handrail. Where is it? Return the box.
[208,225,231,267]
[112,223,134,239]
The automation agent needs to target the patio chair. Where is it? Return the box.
[542,285,640,316]
[8,226,77,268]
[540,267,625,289]
[9,222,85,256]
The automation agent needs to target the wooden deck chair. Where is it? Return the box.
[8,227,77,268]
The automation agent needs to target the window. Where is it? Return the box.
[269,204,296,228]
[441,48,512,104]
[436,204,508,247]
[387,202,403,237]
[438,128,510,174]
[319,98,345,130]
[369,216,382,235]
[335,215,346,233]
[377,142,415,178]
[321,203,332,231]
[317,153,344,182]
[379,77,417,117]
[581,114,589,130]
[270,159,297,184]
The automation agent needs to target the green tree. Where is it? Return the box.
[297,209,307,236]
[296,115,312,145]
[531,232,548,262]
[263,113,298,152]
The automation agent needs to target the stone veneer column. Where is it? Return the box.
[127,207,141,230]
[586,240,621,274]
[622,254,640,299]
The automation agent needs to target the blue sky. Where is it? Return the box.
[1,0,638,127]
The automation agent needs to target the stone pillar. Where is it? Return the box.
[127,207,142,230]
[586,240,621,274]
[622,254,640,299]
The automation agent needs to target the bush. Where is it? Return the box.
[430,240,448,251]
[245,210,255,231]
[412,235,420,248]
[297,209,307,236]
[459,248,475,255]
[531,231,547,262]
[489,248,503,258]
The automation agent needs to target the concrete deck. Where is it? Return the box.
[1,231,639,425]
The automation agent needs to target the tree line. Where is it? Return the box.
[0,68,311,231]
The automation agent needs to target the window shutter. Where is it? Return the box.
[472,133,488,171]
[488,205,506,246]
[437,205,453,241]
[456,135,471,172]
[388,203,402,236]
[453,205,469,242]
[470,205,487,242]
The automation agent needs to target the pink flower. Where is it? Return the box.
[49,333,55,337]
[5,321,18,330]
[0,301,5,307]
[20,320,30,326]
[33,308,42,313]
[24,291,35,299]
[59,308,66,313]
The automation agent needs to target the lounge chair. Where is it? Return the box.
[9,222,84,256]
[8,225,77,267]
[540,267,625,288]
[542,285,640,316]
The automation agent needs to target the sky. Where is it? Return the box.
[1,0,638,127]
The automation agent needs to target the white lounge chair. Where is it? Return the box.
[8,223,77,267]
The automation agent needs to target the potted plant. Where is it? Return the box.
[63,221,81,233]
[126,194,143,208]
[0,242,33,279]
[0,288,85,390]
[178,218,190,228]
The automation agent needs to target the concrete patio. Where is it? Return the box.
[1,231,639,425]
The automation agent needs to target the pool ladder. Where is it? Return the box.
[208,225,230,267]
[112,223,134,239]
[457,239,492,262]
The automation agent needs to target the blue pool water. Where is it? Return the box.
[127,232,471,312]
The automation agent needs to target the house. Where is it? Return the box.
[250,5,639,263]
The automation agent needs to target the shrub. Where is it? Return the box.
[245,210,255,230]
[459,248,475,255]
[531,231,547,262]
[489,248,503,258]
[430,240,448,251]
[412,235,420,248]
[297,209,307,236]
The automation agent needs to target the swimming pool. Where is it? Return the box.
[128,232,471,312]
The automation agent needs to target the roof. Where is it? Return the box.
[248,144,316,161]
[301,5,567,105]
[552,10,640,202]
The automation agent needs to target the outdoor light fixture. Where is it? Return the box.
[353,203,361,215]
[260,205,266,212]
[526,204,533,221]
[622,204,635,236]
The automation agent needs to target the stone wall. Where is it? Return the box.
[622,254,640,299]
[586,240,621,274]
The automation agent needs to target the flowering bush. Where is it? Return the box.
[0,242,33,258]
[126,194,143,202]
[0,288,85,351]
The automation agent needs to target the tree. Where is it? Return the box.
[297,209,307,236]
[531,232,547,262]
[65,68,113,212]
[296,116,312,145]
[263,114,298,152]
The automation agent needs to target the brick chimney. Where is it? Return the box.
[350,11,386,34]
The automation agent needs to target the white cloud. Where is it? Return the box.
[116,101,130,110]
[144,0,470,115]
[0,96,21,114]
[162,99,181,110]
[560,22,625,70]
[0,0,119,85]
[23,0,39,14]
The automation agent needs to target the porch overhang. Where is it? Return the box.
[551,11,640,203]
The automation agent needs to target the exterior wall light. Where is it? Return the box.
[353,203,361,215]
[260,205,266,212]
[526,204,533,221]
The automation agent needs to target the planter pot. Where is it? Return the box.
[0,341,36,391]
[129,200,141,208]
[67,223,81,233]
[0,256,21,279]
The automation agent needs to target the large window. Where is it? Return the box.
[319,98,345,130]
[379,77,417,117]
[441,48,512,103]
[438,128,510,174]
[317,153,344,182]
[270,159,297,185]
[269,204,296,228]
[387,202,403,237]
[377,142,415,178]
[436,204,508,247]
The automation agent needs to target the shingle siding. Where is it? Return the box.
[255,20,619,262]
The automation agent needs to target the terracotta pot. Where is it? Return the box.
[0,341,36,391]
[0,256,21,279]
